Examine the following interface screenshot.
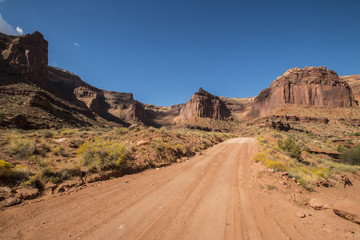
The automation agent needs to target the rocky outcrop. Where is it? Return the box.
[341,74,360,103]
[0,32,48,88]
[0,31,149,128]
[249,67,357,117]
[177,88,231,121]
[48,67,148,124]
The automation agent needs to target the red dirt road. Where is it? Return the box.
[0,138,358,239]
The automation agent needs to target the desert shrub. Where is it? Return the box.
[353,132,360,136]
[171,144,189,156]
[114,127,129,135]
[266,184,277,190]
[311,167,331,179]
[336,144,346,153]
[22,174,41,187]
[147,126,156,133]
[69,139,84,148]
[78,138,128,172]
[51,146,66,156]
[278,137,302,161]
[0,160,13,179]
[253,152,270,164]
[7,138,36,158]
[151,140,170,151]
[273,133,283,139]
[159,127,167,134]
[265,161,287,172]
[60,129,77,136]
[42,130,55,138]
[0,160,30,185]
[339,146,360,165]
[329,162,359,174]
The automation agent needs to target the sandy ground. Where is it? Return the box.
[0,138,359,240]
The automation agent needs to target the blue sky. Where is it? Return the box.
[0,1,359,106]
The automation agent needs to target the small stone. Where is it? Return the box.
[4,198,21,207]
[296,212,306,218]
[309,199,329,210]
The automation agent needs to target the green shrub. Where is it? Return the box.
[336,144,346,153]
[278,137,302,161]
[339,146,360,165]
[7,138,36,158]
[78,138,128,172]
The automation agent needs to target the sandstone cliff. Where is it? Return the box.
[0,31,48,89]
[48,67,148,124]
[249,67,357,117]
[176,88,231,122]
[0,32,148,128]
[341,74,360,103]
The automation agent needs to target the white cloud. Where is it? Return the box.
[0,0,5,3]
[74,42,79,47]
[16,26,23,35]
[0,14,23,35]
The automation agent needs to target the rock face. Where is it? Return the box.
[177,88,231,121]
[48,67,148,124]
[249,67,357,117]
[0,32,48,88]
[341,74,360,103]
[0,31,148,127]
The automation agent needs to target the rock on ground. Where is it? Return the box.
[333,199,360,224]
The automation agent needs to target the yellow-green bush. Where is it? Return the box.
[253,152,270,164]
[171,144,188,156]
[78,138,128,172]
[60,129,77,136]
[7,138,36,158]
[114,127,129,135]
[0,160,31,185]
[0,160,13,178]
[266,161,287,172]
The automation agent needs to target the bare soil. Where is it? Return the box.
[0,138,359,240]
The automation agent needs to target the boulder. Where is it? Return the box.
[309,198,330,210]
[4,198,21,207]
[15,187,39,200]
[44,182,58,195]
[333,199,360,224]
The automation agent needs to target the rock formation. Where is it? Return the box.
[48,67,148,124]
[249,67,357,117]
[0,31,48,88]
[177,88,231,121]
[341,74,360,103]
[0,31,148,128]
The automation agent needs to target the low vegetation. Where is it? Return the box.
[254,131,360,190]
[0,126,237,188]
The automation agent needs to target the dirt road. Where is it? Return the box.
[0,138,357,239]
